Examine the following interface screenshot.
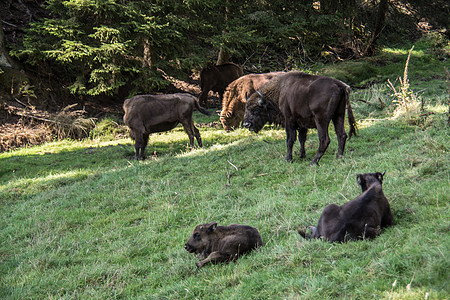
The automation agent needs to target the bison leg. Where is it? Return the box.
[193,125,203,147]
[285,121,298,162]
[196,251,232,268]
[134,131,149,160]
[310,119,331,165]
[199,91,208,107]
[181,119,196,148]
[362,224,381,240]
[298,127,308,158]
[332,115,347,158]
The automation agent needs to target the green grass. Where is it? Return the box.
[1,41,449,299]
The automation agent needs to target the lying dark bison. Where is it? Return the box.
[185,222,263,268]
[299,172,394,242]
[199,62,243,107]
[123,93,210,160]
[243,71,357,165]
[220,71,285,131]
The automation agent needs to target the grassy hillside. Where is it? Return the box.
[1,41,449,299]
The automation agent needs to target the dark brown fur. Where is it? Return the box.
[220,72,285,131]
[185,222,263,268]
[243,71,357,165]
[199,62,243,107]
[298,172,394,242]
[123,93,210,160]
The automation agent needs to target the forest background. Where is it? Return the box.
[0,0,448,107]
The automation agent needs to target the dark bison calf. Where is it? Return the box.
[299,172,394,242]
[199,62,243,107]
[123,93,210,160]
[185,222,263,268]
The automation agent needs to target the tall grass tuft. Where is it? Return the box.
[387,46,422,122]
[52,104,96,139]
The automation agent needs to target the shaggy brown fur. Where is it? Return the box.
[220,72,284,131]
[298,172,394,242]
[123,93,210,159]
[185,222,263,268]
[243,71,357,165]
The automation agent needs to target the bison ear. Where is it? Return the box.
[378,171,385,183]
[206,222,217,233]
[356,173,363,185]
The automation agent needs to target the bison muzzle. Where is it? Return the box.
[185,222,263,268]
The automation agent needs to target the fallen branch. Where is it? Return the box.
[355,98,368,104]
[6,104,55,123]
[227,160,239,171]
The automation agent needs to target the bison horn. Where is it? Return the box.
[245,92,249,101]
[256,90,265,105]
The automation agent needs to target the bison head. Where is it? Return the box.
[220,111,241,132]
[356,171,385,192]
[243,91,278,133]
[185,222,217,256]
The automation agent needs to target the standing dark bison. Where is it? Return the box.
[220,71,285,131]
[298,172,394,242]
[185,222,263,268]
[123,93,210,160]
[243,71,357,165]
[199,62,243,107]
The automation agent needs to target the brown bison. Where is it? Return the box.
[199,62,243,107]
[185,222,263,268]
[123,93,210,160]
[220,72,285,131]
[242,71,357,165]
[298,172,394,242]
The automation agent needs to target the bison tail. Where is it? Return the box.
[195,99,212,116]
[345,86,357,139]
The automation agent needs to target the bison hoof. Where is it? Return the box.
[196,262,203,268]
[309,160,319,166]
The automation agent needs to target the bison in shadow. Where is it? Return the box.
[199,62,243,107]
[185,222,263,268]
[243,71,357,165]
[298,172,394,242]
[220,71,285,131]
[123,93,210,160]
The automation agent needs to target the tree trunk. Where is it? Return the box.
[216,47,230,65]
[216,0,231,65]
[0,15,15,68]
[363,0,388,56]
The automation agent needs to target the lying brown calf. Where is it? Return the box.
[185,222,263,268]
[299,172,394,242]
